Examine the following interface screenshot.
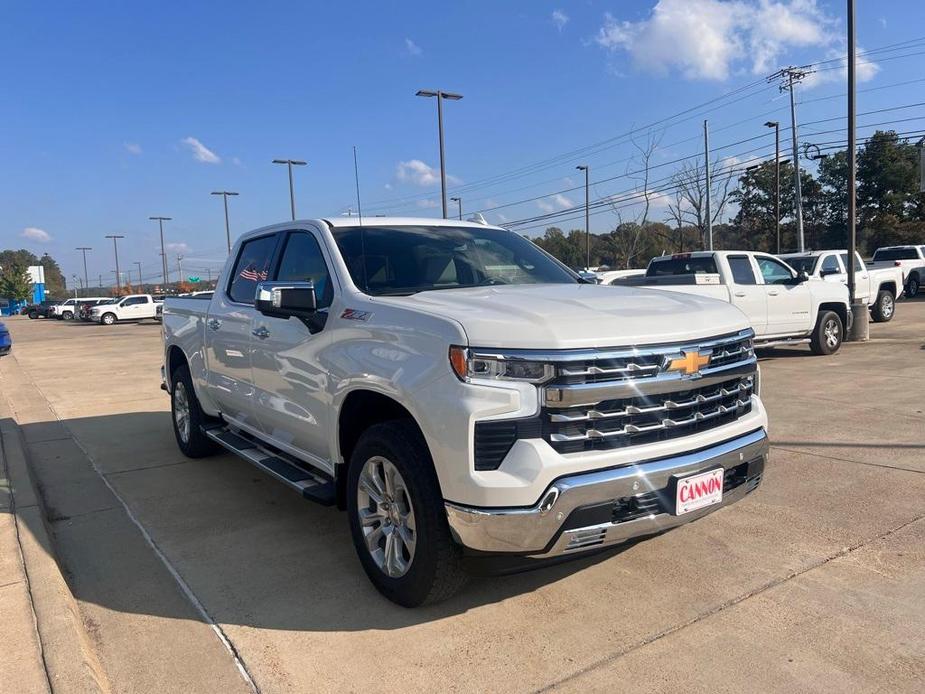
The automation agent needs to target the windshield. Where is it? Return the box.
[782,255,818,274]
[332,225,577,296]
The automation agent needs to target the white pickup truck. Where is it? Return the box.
[162,217,769,606]
[779,250,903,322]
[616,251,851,355]
[867,245,925,297]
[89,294,162,325]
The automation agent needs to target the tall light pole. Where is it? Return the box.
[149,216,171,289]
[450,196,462,220]
[211,191,239,253]
[177,255,184,286]
[703,120,713,251]
[75,247,91,298]
[105,235,125,293]
[272,159,306,220]
[771,67,810,252]
[846,0,867,342]
[765,121,781,254]
[576,165,590,269]
[416,89,463,219]
[134,261,143,290]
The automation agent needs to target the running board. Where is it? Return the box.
[754,337,810,348]
[204,426,336,506]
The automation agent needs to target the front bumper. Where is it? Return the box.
[445,428,767,558]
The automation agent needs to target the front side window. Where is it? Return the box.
[727,256,757,285]
[333,225,576,296]
[756,256,796,285]
[821,255,841,274]
[228,235,278,304]
[275,232,333,308]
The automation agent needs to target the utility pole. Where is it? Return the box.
[450,196,463,220]
[71,275,78,300]
[134,261,143,290]
[703,120,712,251]
[177,255,184,286]
[211,191,239,253]
[416,89,463,218]
[105,235,125,293]
[576,165,590,269]
[846,0,868,342]
[98,274,103,291]
[765,121,781,254]
[770,66,811,252]
[149,217,171,288]
[272,159,306,220]
[75,247,92,298]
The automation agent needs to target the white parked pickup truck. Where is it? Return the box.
[48,298,81,320]
[780,250,903,322]
[89,294,162,325]
[161,218,769,606]
[617,251,851,355]
[867,245,925,297]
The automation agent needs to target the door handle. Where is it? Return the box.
[734,291,747,297]
[207,318,222,331]
[767,290,779,296]
[252,326,270,340]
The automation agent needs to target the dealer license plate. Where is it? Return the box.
[675,468,724,515]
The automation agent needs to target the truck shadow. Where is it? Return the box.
[11,412,635,633]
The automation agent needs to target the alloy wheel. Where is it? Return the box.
[173,381,191,443]
[824,318,840,349]
[356,456,416,578]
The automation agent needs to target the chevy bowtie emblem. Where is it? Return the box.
[666,350,711,376]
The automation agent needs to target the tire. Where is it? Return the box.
[28,311,37,319]
[870,289,895,323]
[170,365,219,458]
[347,421,467,607]
[62,311,73,320]
[810,310,843,355]
[906,275,920,298]
[101,312,116,325]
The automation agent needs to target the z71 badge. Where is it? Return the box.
[341,308,372,321]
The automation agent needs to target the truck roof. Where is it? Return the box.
[779,250,852,257]
[648,250,769,261]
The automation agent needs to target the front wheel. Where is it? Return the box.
[906,275,920,298]
[870,290,895,322]
[28,311,37,319]
[810,310,843,355]
[62,311,74,320]
[347,421,467,607]
[100,312,116,325]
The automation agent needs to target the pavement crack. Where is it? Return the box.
[771,445,925,474]
[538,513,925,693]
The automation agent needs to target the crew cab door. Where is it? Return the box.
[121,296,150,319]
[755,255,812,335]
[249,228,335,466]
[204,232,280,428]
[839,252,871,304]
[724,254,768,335]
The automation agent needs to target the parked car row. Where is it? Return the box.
[21,295,165,325]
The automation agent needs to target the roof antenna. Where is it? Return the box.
[353,145,363,226]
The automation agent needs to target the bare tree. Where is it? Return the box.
[670,156,735,249]
[665,187,687,253]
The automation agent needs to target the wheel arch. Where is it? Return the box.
[878,281,898,298]
[818,302,848,329]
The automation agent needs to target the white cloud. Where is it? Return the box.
[803,46,880,88]
[552,10,569,31]
[878,17,887,28]
[405,38,422,56]
[21,227,51,242]
[496,213,509,223]
[124,142,142,155]
[166,242,190,253]
[596,0,838,81]
[416,198,440,209]
[396,159,460,187]
[181,136,221,164]
[538,194,575,213]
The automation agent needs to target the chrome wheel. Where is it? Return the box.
[824,318,840,349]
[356,456,416,578]
[881,294,894,319]
[173,381,191,444]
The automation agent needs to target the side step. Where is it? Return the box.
[754,337,810,348]
[204,426,336,506]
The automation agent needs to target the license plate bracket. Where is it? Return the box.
[670,466,724,515]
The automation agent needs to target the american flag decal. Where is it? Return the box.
[239,264,268,281]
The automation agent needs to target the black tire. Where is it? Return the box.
[810,310,843,355]
[347,421,467,607]
[101,312,116,325]
[170,364,219,458]
[906,275,920,298]
[870,289,895,323]
[62,311,74,320]
[28,311,37,319]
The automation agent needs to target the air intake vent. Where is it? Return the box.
[474,418,542,471]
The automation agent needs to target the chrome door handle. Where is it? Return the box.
[252,326,270,340]
[207,318,222,331]
[734,291,747,297]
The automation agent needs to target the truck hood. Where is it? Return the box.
[380,284,749,349]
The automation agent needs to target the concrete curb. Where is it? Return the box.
[0,406,111,694]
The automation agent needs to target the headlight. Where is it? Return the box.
[449,346,555,384]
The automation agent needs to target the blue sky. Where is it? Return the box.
[2,1,923,285]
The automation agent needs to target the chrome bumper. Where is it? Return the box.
[445,429,768,559]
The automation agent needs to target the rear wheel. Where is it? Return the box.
[101,312,116,325]
[870,290,895,322]
[906,275,920,298]
[170,365,219,458]
[347,421,467,607]
[62,311,74,320]
[28,311,37,319]
[810,310,843,355]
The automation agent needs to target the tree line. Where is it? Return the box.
[0,249,67,303]
[533,130,925,269]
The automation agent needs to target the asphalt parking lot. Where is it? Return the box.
[2,307,924,693]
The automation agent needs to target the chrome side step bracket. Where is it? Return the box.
[204,426,336,506]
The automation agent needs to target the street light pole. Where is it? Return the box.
[149,216,171,289]
[765,121,781,254]
[450,196,462,220]
[177,255,184,286]
[272,159,307,220]
[105,235,125,293]
[134,261,143,290]
[576,165,590,269]
[75,247,92,298]
[704,120,713,251]
[846,0,868,342]
[416,89,463,219]
[211,191,239,253]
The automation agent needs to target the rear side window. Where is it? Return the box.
[873,248,916,261]
[821,255,841,274]
[228,235,278,304]
[840,253,865,273]
[727,256,756,285]
[646,256,718,276]
[275,232,333,308]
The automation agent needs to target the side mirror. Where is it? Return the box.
[255,281,317,319]
[819,269,836,277]
[796,270,810,283]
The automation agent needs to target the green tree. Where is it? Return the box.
[857,130,924,225]
[0,261,33,302]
